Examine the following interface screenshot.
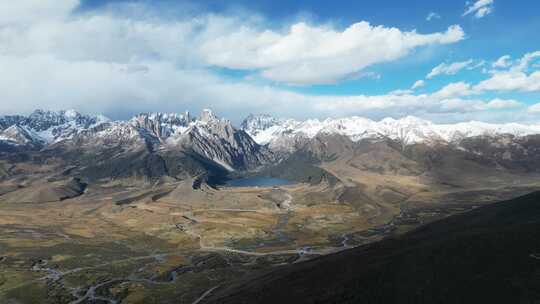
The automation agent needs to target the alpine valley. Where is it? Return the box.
[1,109,540,303]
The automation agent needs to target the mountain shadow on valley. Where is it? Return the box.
[207,191,540,304]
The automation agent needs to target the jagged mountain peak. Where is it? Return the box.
[1,108,272,174]
[129,112,193,140]
[128,109,237,142]
[200,109,217,123]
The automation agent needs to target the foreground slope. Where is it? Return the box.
[207,191,540,304]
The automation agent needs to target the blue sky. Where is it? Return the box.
[1,0,540,123]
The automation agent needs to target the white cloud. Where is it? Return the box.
[475,71,540,92]
[492,55,511,68]
[0,54,308,120]
[437,98,520,112]
[512,51,540,72]
[483,98,522,109]
[313,93,521,117]
[0,52,523,122]
[0,0,79,25]
[411,80,425,90]
[0,1,465,87]
[463,0,494,18]
[431,82,477,99]
[475,6,493,18]
[312,81,520,117]
[0,0,529,123]
[426,59,473,79]
[527,103,540,113]
[426,12,441,21]
[203,22,465,85]
[474,51,540,93]
[389,89,413,95]
[467,60,486,70]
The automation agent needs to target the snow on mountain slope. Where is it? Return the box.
[5,109,540,171]
[0,110,109,146]
[0,109,271,172]
[129,111,192,140]
[0,125,43,147]
[162,109,271,171]
[241,114,540,149]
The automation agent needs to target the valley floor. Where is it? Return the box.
[1,168,540,303]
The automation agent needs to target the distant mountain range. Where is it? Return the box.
[4,109,540,152]
[3,109,540,184]
[0,109,270,183]
[241,113,540,152]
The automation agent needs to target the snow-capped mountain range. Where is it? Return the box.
[241,114,540,150]
[0,109,269,172]
[0,109,227,147]
[4,109,540,151]
[4,109,540,180]
[0,109,109,146]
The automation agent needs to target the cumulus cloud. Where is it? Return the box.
[0,54,312,120]
[463,0,494,19]
[468,60,486,70]
[0,51,523,122]
[528,103,540,113]
[389,89,413,95]
[426,59,474,79]
[0,0,530,123]
[411,80,425,90]
[512,51,540,72]
[0,0,78,25]
[437,98,520,112]
[202,22,465,85]
[313,93,520,117]
[431,82,477,99]
[483,98,522,109]
[312,80,520,117]
[0,0,465,88]
[492,55,511,68]
[474,51,540,92]
[475,71,540,92]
